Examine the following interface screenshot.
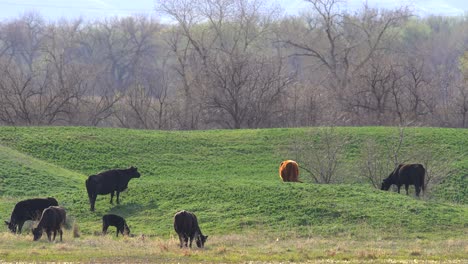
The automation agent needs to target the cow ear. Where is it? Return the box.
[4,221,9,225]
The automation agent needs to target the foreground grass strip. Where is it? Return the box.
[0,232,466,263]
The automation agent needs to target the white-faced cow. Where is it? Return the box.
[5,197,58,234]
[85,166,141,211]
[381,164,426,197]
[32,206,66,242]
[102,214,130,237]
[174,210,208,248]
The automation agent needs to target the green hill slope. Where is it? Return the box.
[0,126,466,239]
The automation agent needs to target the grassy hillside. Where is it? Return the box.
[0,126,466,262]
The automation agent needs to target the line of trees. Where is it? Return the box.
[0,0,467,129]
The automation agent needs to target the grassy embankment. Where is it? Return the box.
[0,126,466,262]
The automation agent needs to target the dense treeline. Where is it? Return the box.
[0,0,467,129]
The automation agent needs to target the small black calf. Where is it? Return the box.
[102,214,130,237]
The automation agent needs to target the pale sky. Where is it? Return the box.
[0,0,466,22]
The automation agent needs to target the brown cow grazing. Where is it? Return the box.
[279,160,301,182]
[102,214,130,237]
[174,210,208,248]
[381,164,426,197]
[32,206,66,242]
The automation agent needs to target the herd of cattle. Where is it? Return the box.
[279,160,426,196]
[4,161,425,247]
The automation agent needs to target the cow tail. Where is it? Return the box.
[421,166,426,192]
[85,177,93,201]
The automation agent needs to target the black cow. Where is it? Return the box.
[102,214,130,237]
[32,206,66,242]
[5,197,58,234]
[381,164,426,197]
[85,166,141,211]
[174,210,208,248]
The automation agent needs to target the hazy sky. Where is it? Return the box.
[0,0,466,21]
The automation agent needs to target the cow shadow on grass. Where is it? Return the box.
[107,199,158,218]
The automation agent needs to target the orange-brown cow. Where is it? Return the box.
[279,160,301,182]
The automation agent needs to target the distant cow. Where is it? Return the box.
[381,164,426,197]
[174,210,208,248]
[85,166,141,211]
[5,197,58,234]
[102,214,130,237]
[32,206,66,242]
[279,160,301,182]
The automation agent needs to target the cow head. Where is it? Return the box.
[32,227,43,241]
[4,220,16,233]
[381,165,401,191]
[124,224,131,236]
[380,178,392,191]
[129,166,141,178]
[196,234,208,248]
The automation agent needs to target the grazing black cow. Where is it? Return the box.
[102,214,130,237]
[174,210,208,248]
[381,164,426,197]
[5,197,58,234]
[32,206,66,242]
[85,166,141,211]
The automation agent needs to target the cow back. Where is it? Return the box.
[399,164,426,186]
[10,198,59,223]
[382,163,426,192]
[103,214,126,227]
[279,160,300,182]
[38,206,66,229]
[174,210,199,236]
[87,167,140,194]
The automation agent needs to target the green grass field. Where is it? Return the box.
[0,126,466,263]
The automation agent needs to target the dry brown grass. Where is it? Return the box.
[72,222,80,238]
[0,231,466,263]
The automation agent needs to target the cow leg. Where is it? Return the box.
[177,234,184,248]
[116,191,120,204]
[116,227,119,237]
[88,193,94,210]
[102,223,108,235]
[189,235,194,248]
[184,235,189,247]
[59,229,63,242]
[415,185,421,197]
[90,194,97,211]
[47,230,52,242]
[405,184,409,195]
[110,191,114,204]
[17,221,25,234]
[397,185,401,193]
[53,230,57,241]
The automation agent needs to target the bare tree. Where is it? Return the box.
[289,127,348,183]
[359,126,406,189]
[280,1,410,123]
[39,19,92,125]
[157,0,293,129]
[454,84,468,128]
[350,56,403,125]
[359,138,395,188]
[0,13,46,125]
[456,51,468,127]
